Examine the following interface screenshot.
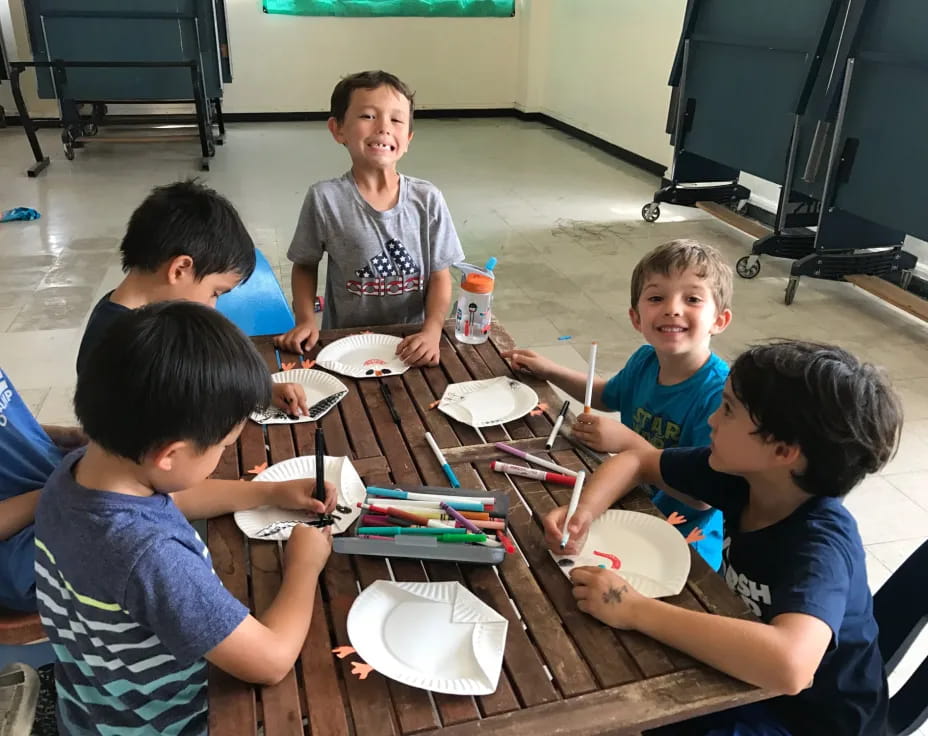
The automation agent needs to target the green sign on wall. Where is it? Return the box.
[263,0,515,17]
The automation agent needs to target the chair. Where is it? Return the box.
[874,540,928,736]
[0,607,54,671]
[216,248,295,337]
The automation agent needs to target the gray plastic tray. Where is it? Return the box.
[333,486,508,565]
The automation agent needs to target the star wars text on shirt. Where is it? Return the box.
[632,407,681,449]
[348,238,421,296]
[722,537,772,617]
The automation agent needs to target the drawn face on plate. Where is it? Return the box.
[362,358,393,377]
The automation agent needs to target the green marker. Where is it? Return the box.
[437,533,487,543]
[356,526,467,536]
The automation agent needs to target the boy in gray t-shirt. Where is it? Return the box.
[277,71,464,367]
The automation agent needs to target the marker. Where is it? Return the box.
[490,460,575,487]
[560,471,586,550]
[356,526,467,536]
[380,382,401,425]
[440,502,483,535]
[314,427,326,504]
[424,432,460,488]
[546,400,570,449]
[366,487,493,505]
[494,442,578,477]
[496,530,516,554]
[437,533,487,544]
[584,343,597,413]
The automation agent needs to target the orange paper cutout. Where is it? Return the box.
[529,409,543,416]
[331,646,355,659]
[280,361,296,371]
[246,462,268,475]
[537,402,550,412]
[428,400,440,410]
[685,527,705,544]
[351,662,374,680]
[666,511,687,526]
[301,359,316,369]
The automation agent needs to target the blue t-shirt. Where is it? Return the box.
[660,447,887,736]
[35,449,249,735]
[601,345,727,569]
[0,366,64,610]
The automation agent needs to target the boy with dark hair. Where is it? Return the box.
[277,70,464,367]
[546,340,902,736]
[37,302,336,735]
[77,180,309,416]
[506,240,733,569]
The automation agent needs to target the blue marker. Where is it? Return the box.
[424,431,460,488]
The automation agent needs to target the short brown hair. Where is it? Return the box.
[630,239,733,313]
[330,70,415,126]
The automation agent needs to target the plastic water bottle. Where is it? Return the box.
[453,258,496,345]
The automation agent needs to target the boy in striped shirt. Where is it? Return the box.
[36,302,334,735]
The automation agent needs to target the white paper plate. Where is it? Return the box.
[438,377,539,428]
[316,334,409,378]
[233,455,365,539]
[347,580,508,695]
[550,510,691,598]
[250,369,348,425]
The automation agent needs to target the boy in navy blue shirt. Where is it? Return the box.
[37,302,336,735]
[506,240,733,569]
[545,341,900,735]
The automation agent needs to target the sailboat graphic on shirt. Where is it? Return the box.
[348,239,422,297]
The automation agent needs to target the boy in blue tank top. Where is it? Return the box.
[505,240,732,569]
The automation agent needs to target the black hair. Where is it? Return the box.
[330,70,415,126]
[75,301,271,462]
[730,340,902,498]
[119,180,256,281]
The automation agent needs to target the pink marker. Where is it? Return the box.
[494,442,578,477]
[490,460,575,487]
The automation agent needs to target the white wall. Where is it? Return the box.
[0,0,522,116]
[528,0,685,168]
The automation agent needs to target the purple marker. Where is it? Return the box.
[440,502,482,535]
[494,442,578,477]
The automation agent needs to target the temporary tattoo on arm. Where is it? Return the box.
[602,585,629,605]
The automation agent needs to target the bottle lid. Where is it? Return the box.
[461,273,494,294]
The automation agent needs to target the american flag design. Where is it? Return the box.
[349,239,422,296]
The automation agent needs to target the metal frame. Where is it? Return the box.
[8,59,215,177]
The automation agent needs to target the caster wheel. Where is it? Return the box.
[736,255,761,279]
[784,277,799,305]
[64,143,75,161]
[82,122,98,137]
[642,202,661,223]
[200,158,211,171]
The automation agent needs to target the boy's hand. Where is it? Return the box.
[271,382,309,418]
[571,414,626,452]
[543,504,594,556]
[501,349,555,380]
[284,524,332,576]
[275,320,319,355]
[42,425,88,451]
[272,479,338,515]
[396,327,441,366]
[570,567,645,630]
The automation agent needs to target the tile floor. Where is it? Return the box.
[1,119,924,716]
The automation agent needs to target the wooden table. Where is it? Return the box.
[208,321,769,736]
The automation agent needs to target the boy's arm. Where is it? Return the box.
[575,570,831,694]
[169,478,335,520]
[275,263,320,354]
[0,491,40,541]
[206,525,330,684]
[545,448,706,553]
[41,424,88,451]
[395,268,452,366]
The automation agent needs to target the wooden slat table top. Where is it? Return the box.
[207,320,769,736]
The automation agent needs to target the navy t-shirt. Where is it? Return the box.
[76,291,130,374]
[660,447,887,736]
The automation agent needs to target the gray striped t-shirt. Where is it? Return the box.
[35,449,248,735]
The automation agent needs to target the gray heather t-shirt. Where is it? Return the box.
[287,171,464,329]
